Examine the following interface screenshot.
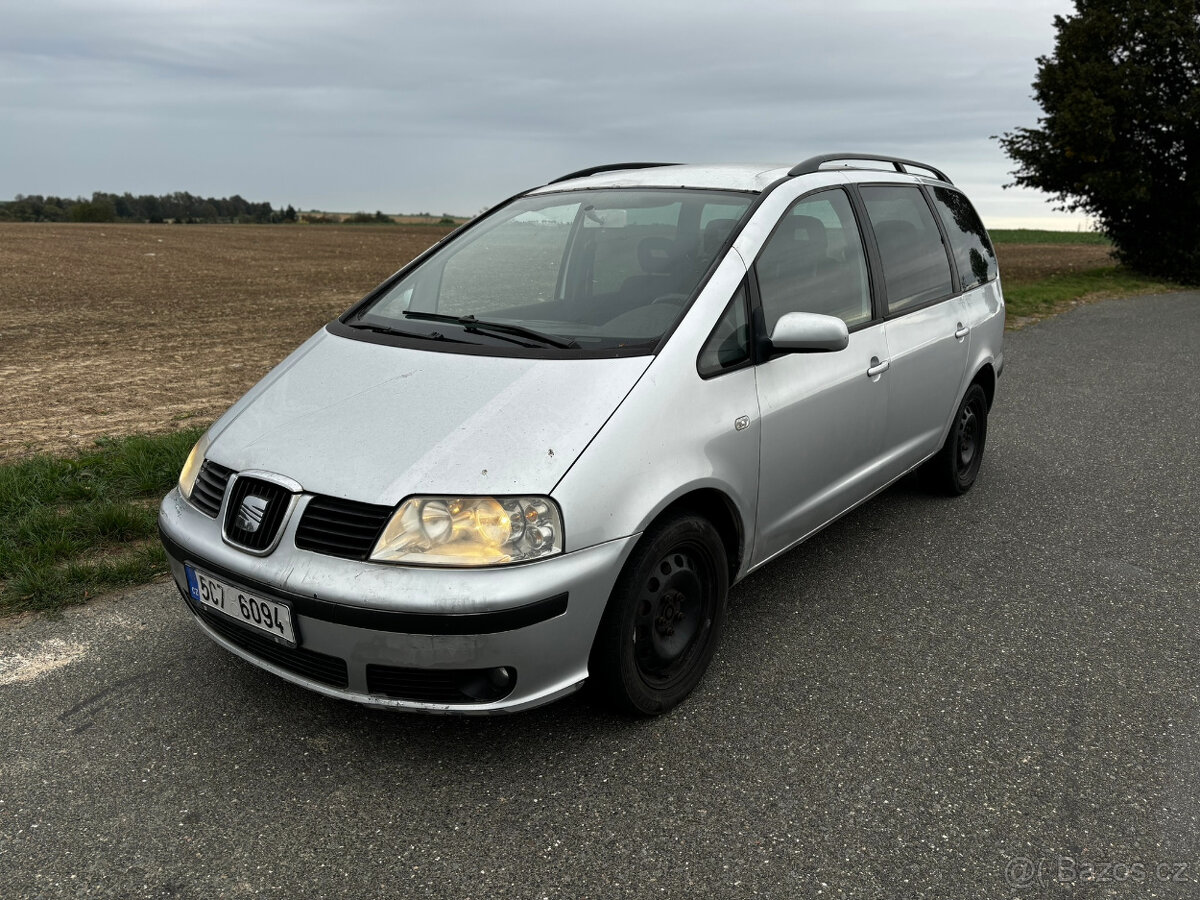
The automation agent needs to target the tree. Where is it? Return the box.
[69,199,116,223]
[998,0,1200,283]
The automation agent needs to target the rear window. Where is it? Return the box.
[930,187,998,290]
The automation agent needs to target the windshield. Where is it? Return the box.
[347,188,753,354]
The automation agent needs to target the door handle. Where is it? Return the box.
[954,323,970,340]
[866,357,890,378]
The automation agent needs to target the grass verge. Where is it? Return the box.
[1004,266,1187,325]
[0,427,204,616]
[990,229,1111,245]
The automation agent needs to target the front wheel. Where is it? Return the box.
[929,383,989,495]
[589,514,729,716]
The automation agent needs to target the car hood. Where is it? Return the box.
[207,329,652,504]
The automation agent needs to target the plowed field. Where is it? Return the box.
[0,223,452,459]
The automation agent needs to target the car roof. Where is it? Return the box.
[528,155,954,195]
[529,163,795,194]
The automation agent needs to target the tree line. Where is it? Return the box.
[0,192,299,224]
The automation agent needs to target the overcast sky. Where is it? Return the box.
[0,0,1088,228]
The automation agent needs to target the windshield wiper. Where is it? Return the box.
[402,311,580,349]
[345,321,472,343]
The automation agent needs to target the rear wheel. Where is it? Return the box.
[929,383,989,495]
[590,514,729,716]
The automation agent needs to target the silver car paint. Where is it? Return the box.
[879,295,973,475]
[547,246,760,566]
[753,324,892,566]
[556,169,1005,576]
[554,170,853,572]
[161,163,1004,713]
[199,329,651,506]
[159,488,636,712]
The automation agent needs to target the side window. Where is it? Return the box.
[930,187,997,290]
[697,284,750,377]
[860,185,953,314]
[753,189,872,334]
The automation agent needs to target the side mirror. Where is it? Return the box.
[769,312,849,352]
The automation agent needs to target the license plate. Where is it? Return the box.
[185,565,297,646]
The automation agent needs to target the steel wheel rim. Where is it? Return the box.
[632,542,716,687]
[957,402,979,472]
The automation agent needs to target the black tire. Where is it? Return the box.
[930,383,989,495]
[589,514,729,716]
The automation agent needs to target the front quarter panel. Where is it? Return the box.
[551,251,760,576]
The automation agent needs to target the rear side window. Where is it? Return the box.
[930,187,997,290]
[860,185,953,314]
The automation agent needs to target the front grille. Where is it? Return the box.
[366,664,516,704]
[295,495,393,560]
[191,461,234,518]
[197,605,349,688]
[223,476,293,552]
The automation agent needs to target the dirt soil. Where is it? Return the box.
[0,223,453,460]
[0,224,1112,460]
[995,242,1114,285]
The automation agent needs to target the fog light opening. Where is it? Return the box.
[460,666,517,702]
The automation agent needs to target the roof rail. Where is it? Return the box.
[788,153,951,184]
[548,162,680,185]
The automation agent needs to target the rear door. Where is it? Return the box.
[927,184,1001,344]
[750,186,891,566]
[857,184,970,478]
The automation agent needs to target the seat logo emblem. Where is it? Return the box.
[234,495,269,533]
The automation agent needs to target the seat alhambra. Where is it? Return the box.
[159,154,1004,716]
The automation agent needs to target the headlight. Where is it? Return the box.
[178,432,211,500]
[370,496,563,566]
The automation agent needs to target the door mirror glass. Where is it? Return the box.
[769,311,849,352]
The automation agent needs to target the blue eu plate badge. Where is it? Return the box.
[185,565,201,603]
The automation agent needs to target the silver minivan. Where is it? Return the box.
[159,154,1004,715]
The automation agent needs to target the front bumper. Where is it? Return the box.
[158,488,635,714]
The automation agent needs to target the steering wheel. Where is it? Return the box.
[650,293,689,306]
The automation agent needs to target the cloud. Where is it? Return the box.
[0,0,1083,225]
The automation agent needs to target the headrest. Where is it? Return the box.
[703,218,737,253]
[637,236,676,274]
[791,215,828,252]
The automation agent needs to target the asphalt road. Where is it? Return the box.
[3,292,1199,899]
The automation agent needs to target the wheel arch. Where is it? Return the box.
[972,361,997,410]
[640,487,746,584]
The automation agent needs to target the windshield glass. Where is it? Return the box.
[349,188,753,353]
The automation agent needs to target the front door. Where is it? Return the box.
[749,186,891,567]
